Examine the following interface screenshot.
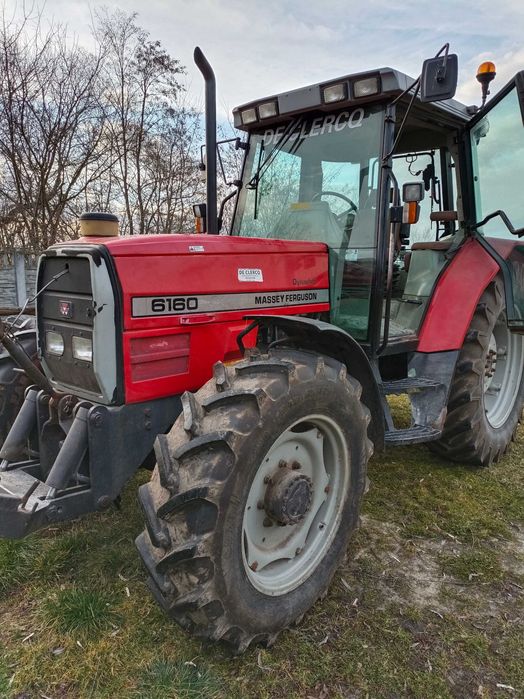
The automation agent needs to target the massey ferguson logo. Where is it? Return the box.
[59,300,72,318]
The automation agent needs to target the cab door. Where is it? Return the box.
[466,72,524,329]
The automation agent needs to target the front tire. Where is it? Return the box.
[431,279,524,465]
[136,349,373,652]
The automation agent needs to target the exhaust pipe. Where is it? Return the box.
[194,47,218,235]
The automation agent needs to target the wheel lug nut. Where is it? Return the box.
[291,461,301,470]
[263,516,273,527]
[324,485,330,493]
[295,547,302,556]
[263,475,272,484]
[257,500,265,510]
[278,459,287,468]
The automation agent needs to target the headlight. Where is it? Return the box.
[322,82,347,104]
[46,331,64,356]
[353,76,380,98]
[241,108,257,125]
[72,336,93,362]
[258,101,278,119]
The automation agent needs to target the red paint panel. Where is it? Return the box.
[105,234,330,403]
[113,252,328,332]
[89,233,328,257]
[418,239,499,352]
[129,333,190,382]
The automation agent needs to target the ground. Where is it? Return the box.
[0,397,523,699]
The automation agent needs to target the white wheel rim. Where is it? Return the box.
[241,414,350,597]
[484,311,524,429]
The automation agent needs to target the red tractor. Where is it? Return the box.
[1,47,524,651]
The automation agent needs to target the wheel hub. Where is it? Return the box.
[264,462,313,525]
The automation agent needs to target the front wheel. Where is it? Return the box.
[431,279,524,465]
[136,349,373,652]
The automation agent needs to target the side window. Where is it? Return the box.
[471,87,524,237]
[393,152,443,245]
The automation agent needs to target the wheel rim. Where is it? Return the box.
[241,414,350,597]
[484,311,524,428]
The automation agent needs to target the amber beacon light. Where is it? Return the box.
[476,61,496,107]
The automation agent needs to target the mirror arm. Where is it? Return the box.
[217,184,242,233]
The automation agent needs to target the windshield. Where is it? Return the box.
[231,106,384,343]
[232,106,384,250]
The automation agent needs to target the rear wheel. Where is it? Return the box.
[431,279,524,465]
[136,349,373,652]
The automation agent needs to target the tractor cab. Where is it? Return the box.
[229,64,524,362]
[230,67,469,357]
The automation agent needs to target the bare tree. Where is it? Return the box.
[0,9,107,250]
[96,9,198,235]
[0,6,216,252]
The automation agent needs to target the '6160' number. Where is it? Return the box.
[151,296,199,313]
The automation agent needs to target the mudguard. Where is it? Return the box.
[245,314,385,451]
[418,238,505,353]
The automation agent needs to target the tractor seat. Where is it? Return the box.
[410,239,453,252]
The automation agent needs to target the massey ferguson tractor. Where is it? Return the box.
[1,46,524,652]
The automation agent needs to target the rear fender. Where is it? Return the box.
[417,238,499,352]
[245,315,385,451]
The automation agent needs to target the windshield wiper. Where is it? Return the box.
[246,115,304,220]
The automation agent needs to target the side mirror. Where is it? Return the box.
[193,203,207,233]
[420,54,458,103]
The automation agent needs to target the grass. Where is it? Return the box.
[134,659,222,699]
[0,396,523,697]
[41,588,119,634]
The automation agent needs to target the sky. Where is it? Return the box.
[3,0,524,120]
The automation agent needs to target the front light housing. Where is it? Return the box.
[46,331,64,356]
[322,82,347,104]
[240,107,257,125]
[258,101,278,119]
[353,76,380,98]
[72,336,93,362]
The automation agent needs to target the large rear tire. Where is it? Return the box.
[431,279,524,465]
[136,349,373,652]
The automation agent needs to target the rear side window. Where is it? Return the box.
[470,87,524,237]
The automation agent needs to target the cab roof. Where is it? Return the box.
[233,66,470,131]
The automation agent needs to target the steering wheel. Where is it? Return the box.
[313,190,358,214]
[313,190,358,235]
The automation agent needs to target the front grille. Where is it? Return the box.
[38,256,101,394]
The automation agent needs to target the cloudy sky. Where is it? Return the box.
[4,0,524,117]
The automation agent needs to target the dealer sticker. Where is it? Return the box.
[238,268,263,283]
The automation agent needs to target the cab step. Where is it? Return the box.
[382,378,443,394]
[384,425,441,446]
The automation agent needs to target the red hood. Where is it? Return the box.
[73,233,327,257]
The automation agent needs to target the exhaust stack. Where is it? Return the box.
[194,47,218,235]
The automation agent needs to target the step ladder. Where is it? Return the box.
[381,377,444,446]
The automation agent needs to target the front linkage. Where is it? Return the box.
[0,319,181,539]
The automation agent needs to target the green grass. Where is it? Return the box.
[0,398,523,697]
[41,588,119,634]
[134,659,222,699]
